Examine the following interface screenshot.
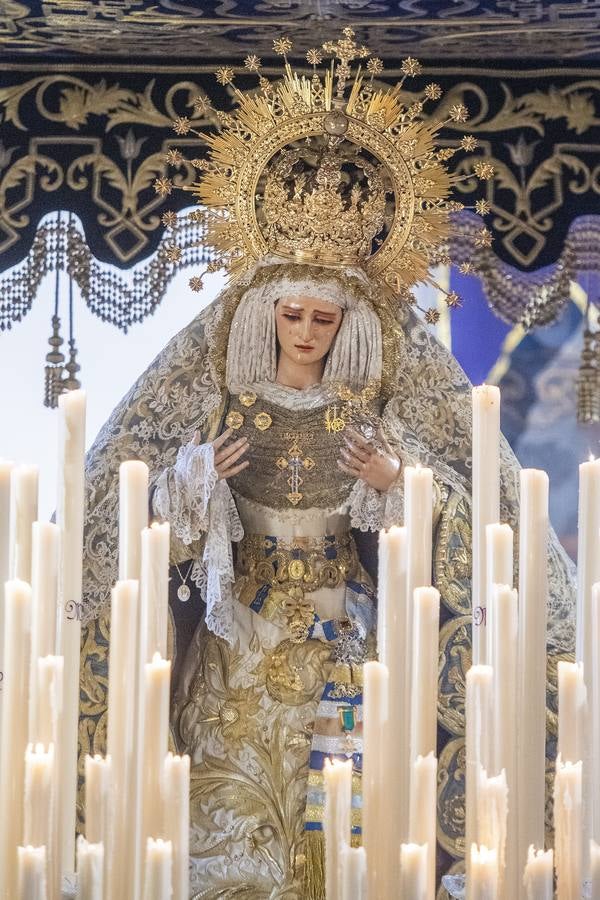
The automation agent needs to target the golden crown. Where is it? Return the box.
[154,28,494,311]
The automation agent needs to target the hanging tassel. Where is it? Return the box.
[303,831,326,900]
[62,338,81,391]
[44,313,65,408]
[577,328,600,424]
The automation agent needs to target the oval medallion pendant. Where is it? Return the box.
[177,583,191,602]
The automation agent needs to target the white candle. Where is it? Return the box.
[558,661,587,764]
[592,584,600,848]
[32,657,63,900]
[487,584,518,895]
[24,743,53,849]
[106,580,139,900]
[17,845,46,900]
[76,835,103,900]
[119,460,149,900]
[0,579,32,900]
[140,652,171,896]
[400,843,428,900]
[471,385,501,666]
[517,469,548,877]
[408,753,437,899]
[162,753,189,900]
[404,465,433,600]
[143,838,172,900]
[363,660,389,900]
[404,466,432,852]
[8,464,38,583]
[0,460,14,750]
[477,767,507,875]
[340,845,366,900]
[465,665,493,893]
[0,460,14,586]
[591,839,600,899]
[523,846,553,900]
[554,756,583,900]
[140,522,170,662]
[55,388,86,874]
[410,587,440,763]
[485,523,513,602]
[323,758,352,900]
[28,522,60,739]
[377,526,409,859]
[470,844,499,900]
[85,754,111,846]
[119,461,149,581]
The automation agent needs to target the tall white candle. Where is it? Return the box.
[408,753,437,899]
[17,845,47,900]
[577,458,600,864]
[377,526,409,860]
[517,469,548,878]
[119,461,149,581]
[55,388,86,874]
[163,753,189,900]
[119,459,149,900]
[140,522,170,662]
[106,580,139,900]
[28,522,60,739]
[363,660,389,900]
[32,657,62,900]
[470,844,499,900]
[485,523,513,606]
[33,655,63,747]
[477,767,507,877]
[591,840,600,899]
[471,385,501,666]
[24,743,53,849]
[558,661,587,764]
[404,465,432,853]
[323,758,352,900]
[0,460,14,751]
[0,579,32,900]
[8,464,38,583]
[0,461,14,586]
[465,665,493,894]
[554,756,583,900]
[140,652,171,897]
[523,846,553,900]
[85,754,111,846]
[340,845,366,900]
[400,843,428,900]
[143,838,172,900]
[592,584,600,847]
[487,584,518,895]
[410,587,440,763]
[76,835,103,900]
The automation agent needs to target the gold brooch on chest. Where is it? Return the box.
[226,410,244,430]
[254,411,272,431]
[276,437,316,506]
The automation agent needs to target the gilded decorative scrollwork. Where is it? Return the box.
[435,492,472,617]
[437,735,466,859]
[438,615,470,737]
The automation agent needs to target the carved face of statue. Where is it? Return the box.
[274,296,343,374]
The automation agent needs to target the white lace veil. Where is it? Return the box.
[81,256,575,651]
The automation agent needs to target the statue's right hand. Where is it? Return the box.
[194,428,249,480]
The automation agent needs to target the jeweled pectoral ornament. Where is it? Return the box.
[226,411,244,430]
[276,438,316,506]
[239,391,257,408]
[325,402,346,434]
[254,411,272,431]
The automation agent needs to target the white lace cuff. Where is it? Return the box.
[346,477,405,532]
[153,441,244,644]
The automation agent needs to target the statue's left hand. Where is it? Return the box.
[337,426,401,492]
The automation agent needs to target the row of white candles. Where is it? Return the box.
[322,385,600,898]
[0,391,189,900]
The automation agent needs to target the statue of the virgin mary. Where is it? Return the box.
[78,32,576,898]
